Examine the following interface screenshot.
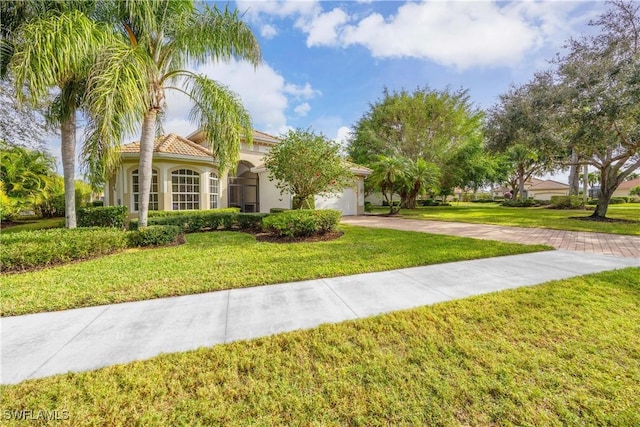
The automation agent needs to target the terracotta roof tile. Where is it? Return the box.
[529,179,569,191]
[120,134,213,158]
[618,177,640,189]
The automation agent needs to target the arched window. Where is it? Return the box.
[131,169,158,211]
[209,173,219,209]
[171,169,200,210]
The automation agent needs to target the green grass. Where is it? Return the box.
[2,267,638,426]
[375,203,640,235]
[0,217,64,233]
[0,225,549,316]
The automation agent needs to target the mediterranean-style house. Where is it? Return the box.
[491,177,570,200]
[104,130,372,216]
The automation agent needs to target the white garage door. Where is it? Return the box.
[315,187,356,215]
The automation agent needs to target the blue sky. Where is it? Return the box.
[43,0,608,180]
[162,0,605,151]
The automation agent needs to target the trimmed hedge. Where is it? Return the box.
[1,228,129,272]
[127,225,183,247]
[148,208,239,217]
[129,211,268,233]
[262,209,341,238]
[587,197,628,206]
[548,195,585,209]
[78,206,128,228]
[501,199,540,207]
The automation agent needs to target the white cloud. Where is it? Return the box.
[340,1,545,69]
[160,59,318,137]
[296,7,349,47]
[260,23,278,39]
[241,0,591,70]
[334,126,352,150]
[236,0,319,20]
[294,102,311,117]
[283,82,321,99]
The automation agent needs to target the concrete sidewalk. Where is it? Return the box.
[342,216,640,258]
[2,250,637,385]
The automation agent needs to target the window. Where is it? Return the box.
[171,169,200,210]
[132,169,158,211]
[209,173,219,209]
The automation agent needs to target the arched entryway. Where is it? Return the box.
[228,161,259,212]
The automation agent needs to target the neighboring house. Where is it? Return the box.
[105,130,371,216]
[491,177,545,199]
[527,179,570,201]
[613,177,640,198]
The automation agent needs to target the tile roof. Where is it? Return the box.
[617,177,640,189]
[529,179,570,190]
[120,134,213,158]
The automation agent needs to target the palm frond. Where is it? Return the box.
[10,10,111,106]
[82,42,154,179]
[171,3,261,69]
[183,73,252,172]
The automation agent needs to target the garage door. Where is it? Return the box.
[315,187,356,215]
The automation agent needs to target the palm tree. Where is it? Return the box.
[9,5,112,228]
[0,141,56,212]
[85,0,261,227]
[370,156,408,214]
[399,158,440,209]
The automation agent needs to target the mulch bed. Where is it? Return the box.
[251,231,344,243]
[570,216,639,224]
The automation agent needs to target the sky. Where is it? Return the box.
[163,0,605,142]
[46,0,610,180]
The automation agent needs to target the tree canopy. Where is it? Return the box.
[264,128,353,209]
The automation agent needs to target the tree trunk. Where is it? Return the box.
[138,111,157,227]
[591,167,618,219]
[518,173,525,201]
[61,115,76,229]
[582,165,588,202]
[568,149,580,196]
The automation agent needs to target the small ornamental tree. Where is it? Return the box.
[264,128,353,209]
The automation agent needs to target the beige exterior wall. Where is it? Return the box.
[529,189,569,201]
[257,171,291,212]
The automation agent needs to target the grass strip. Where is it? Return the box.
[2,268,638,426]
[1,225,549,316]
[380,203,640,235]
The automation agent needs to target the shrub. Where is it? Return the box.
[610,197,627,204]
[78,206,128,228]
[129,211,267,233]
[236,213,268,231]
[262,209,341,238]
[502,199,540,207]
[470,199,499,203]
[1,228,128,272]
[148,208,239,217]
[381,200,401,206]
[127,225,183,247]
[630,186,640,197]
[548,196,585,209]
[269,208,290,213]
[364,201,373,213]
[91,200,104,207]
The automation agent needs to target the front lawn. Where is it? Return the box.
[375,203,640,235]
[0,225,549,316]
[0,217,64,233]
[2,267,638,425]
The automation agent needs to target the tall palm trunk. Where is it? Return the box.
[137,110,157,227]
[61,115,76,229]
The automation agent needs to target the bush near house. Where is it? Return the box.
[547,195,585,210]
[262,209,341,238]
[587,197,628,206]
[78,206,128,228]
[1,228,129,272]
[129,211,268,233]
[127,225,183,247]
